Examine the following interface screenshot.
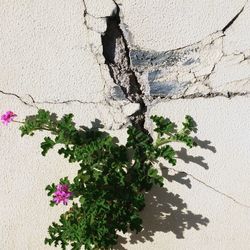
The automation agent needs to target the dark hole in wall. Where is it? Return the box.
[102,16,121,64]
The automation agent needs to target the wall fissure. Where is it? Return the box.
[101,2,147,130]
[165,167,250,209]
[222,0,248,32]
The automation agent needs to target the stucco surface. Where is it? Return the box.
[224,1,250,54]
[117,0,246,51]
[0,0,105,102]
[1,0,250,249]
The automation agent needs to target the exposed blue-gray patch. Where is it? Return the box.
[111,86,126,100]
[130,50,181,68]
[182,58,196,65]
[130,46,198,69]
[148,70,162,82]
[149,81,189,97]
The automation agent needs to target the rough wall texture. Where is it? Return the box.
[0,0,250,249]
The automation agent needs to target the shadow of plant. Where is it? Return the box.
[175,137,216,170]
[114,137,215,249]
[114,187,209,249]
[130,186,209,242]
[162,166,192,189]
[176,148,209,170]
[194,136,216,153]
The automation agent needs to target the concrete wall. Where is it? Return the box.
[0,0,249,249]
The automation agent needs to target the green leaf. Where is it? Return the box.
[129,214,143,233]
[173,134,197,148]
[45,183,56,196]
[157,145,177,165]
[79,197,85,204]
[147,167,164,187]
[41,137,55,156]
[182,115,197,134]
[150,115,175,136]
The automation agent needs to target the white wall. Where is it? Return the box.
[0,0,249,249]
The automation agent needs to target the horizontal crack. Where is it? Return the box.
[0,90,102,106]
[35,100,101,105]
[165,167,250,209]
[0,90,36,108]
[150,91,250,102]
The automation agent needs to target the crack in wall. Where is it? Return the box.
[3,0,248,127]
[117,0,250,101]
[101,2,147,130]
[81,0,145,130]
[129,34,250,101]
[0,88,132,130]
[222,1,247,32]
[0,90,37,108]
[165,167,250,209]
[82,0,117,100]
[0,90,102,106]
[35,99,101,105]
[149,91,250,104]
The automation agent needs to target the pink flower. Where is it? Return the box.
[53,184,72,205]
[1,111,17,125]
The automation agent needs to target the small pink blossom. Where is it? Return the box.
[1,111,17,125]
[53,184,72,205]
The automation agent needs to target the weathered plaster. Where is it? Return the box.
[1,0,250,249]
[115,0,247,51]
[113,0,250,101]
[127,22,250,100]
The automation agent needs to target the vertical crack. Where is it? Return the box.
[101,3,147,131]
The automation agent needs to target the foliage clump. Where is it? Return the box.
[20,109,197,250]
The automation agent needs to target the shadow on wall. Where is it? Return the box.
[115,137,216,250]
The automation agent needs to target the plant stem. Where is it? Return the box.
[155,137,174,147]
[13,120,24,124]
